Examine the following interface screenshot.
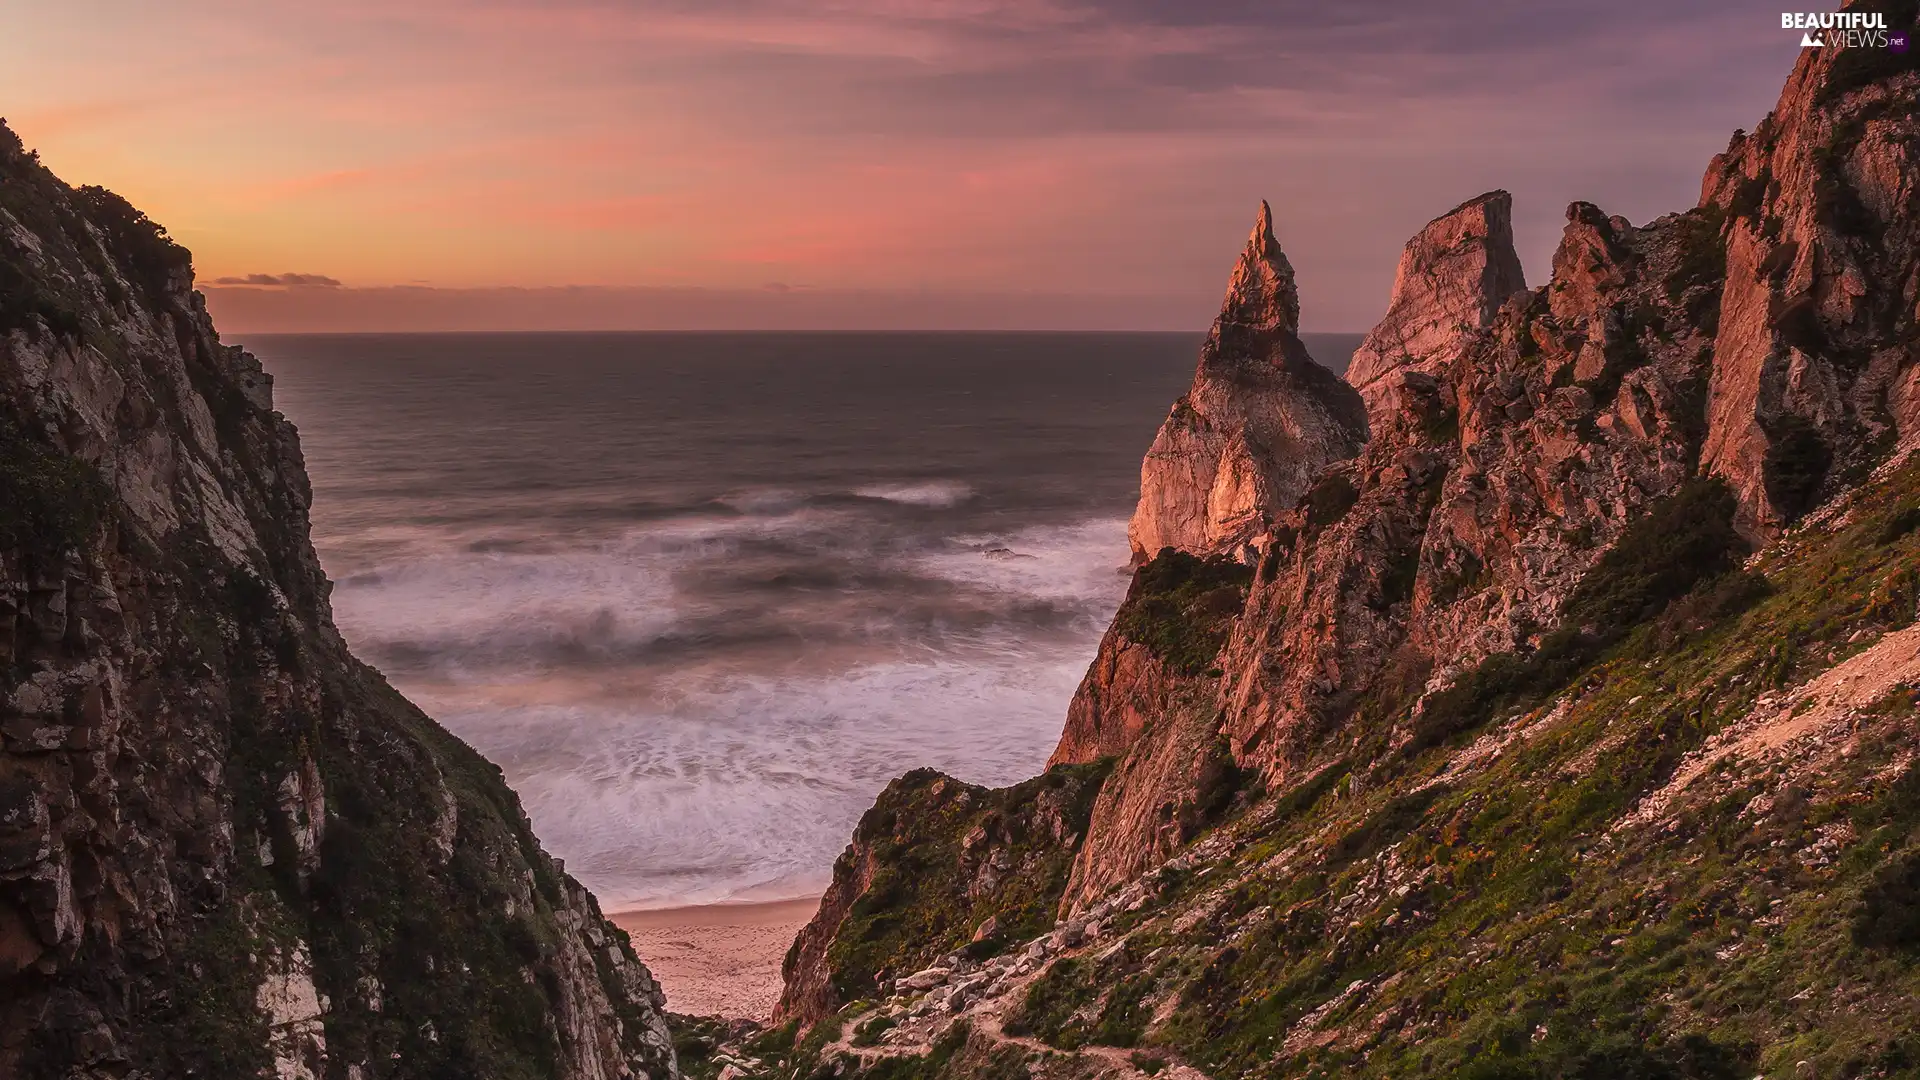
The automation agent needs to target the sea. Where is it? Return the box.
[249,331,1361,911]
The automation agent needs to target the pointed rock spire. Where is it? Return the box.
[1346,191,1526,407]
[1215,200,1302,338]
[1126,200,1367,562]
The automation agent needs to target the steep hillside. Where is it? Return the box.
[0,125,677,1079]
[774,764,1110,1025]
[769,12,1920,1080]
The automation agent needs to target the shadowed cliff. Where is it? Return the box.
[0,123,678,1080]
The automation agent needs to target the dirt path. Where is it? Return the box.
[1619,624,1920,830]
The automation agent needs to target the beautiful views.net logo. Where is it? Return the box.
[1782,10,1907,50]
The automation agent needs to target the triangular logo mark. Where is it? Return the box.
[1800,31,1823,46]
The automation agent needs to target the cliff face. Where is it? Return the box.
[773,12,1920,1080]
[1047,552,1254,903]
[1214,194,1721,788]
[1697,39,1920,534]
[1121,24,1920,804]
[1126,204,1368,563]
[1062,188,1723,907]
[0,127,676,1079]
[1344,191,1527,414]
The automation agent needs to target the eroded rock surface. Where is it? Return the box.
[1344,190,1527,414]
[776,765,1109,1026]
[772,23,1920,1080]
[1698,43,1920,534]
[1127,203,1368,562]
[0,124,675,1079]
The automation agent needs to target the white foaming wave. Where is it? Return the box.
[917,516,1132,609]
[331,508,1133,909]
[427,651,1091,911]
[852,480,975,507]
[329,511,829,673]
[716,488,809,515]
[331,548,680,675]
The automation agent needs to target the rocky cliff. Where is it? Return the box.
[0,124,677,1079]
[1343,190,1528,415]
[1125,203,1368,563]
[1697,33,1920,535]
[772,763,1108,1028]
[771,12,1920,1080]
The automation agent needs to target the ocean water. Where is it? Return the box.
[250,331,1361,910]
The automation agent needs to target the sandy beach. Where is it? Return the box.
[612,897,821,1020]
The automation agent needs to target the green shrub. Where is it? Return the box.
[1002,969,1079,1044]
[820,762,1111,1008]
[1459,1030,1752,1080]
[73,183,192,305]
[1560,478,1745,630]
[1325,786,1446,868]
[1879,505,1920,545]
[1130,1051,1169,1075]
[1412,479,1745,754]
[850,1013,896,1048]
[1855,849,1920,951]
[1114,549,1253,676]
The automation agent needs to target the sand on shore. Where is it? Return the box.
[612,897,820,1020]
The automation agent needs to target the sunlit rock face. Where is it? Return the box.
[1126,202,1369,564]
[1345,190,1528,417]
[1696,44,1920,536]
[768,29,1920,1080]
[1081,38,1920,893]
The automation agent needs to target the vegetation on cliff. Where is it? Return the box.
[1113,551,1256,677]
[755,440,1920,1080]
[778,762,1111,1023]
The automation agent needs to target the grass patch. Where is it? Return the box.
[1114,549,1253,676]
[1411,479,1746,754]
[1763,414,1833,523]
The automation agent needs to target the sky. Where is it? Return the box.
[3,0,1800,332]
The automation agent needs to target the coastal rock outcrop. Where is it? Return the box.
[1092,29,1920,818]
[0,124,676,1079]
[1344,191,1527,414]
[1047,551,1254,903]
[775,17,1920,1079]
[1213,195,1720,786]
[1126,203,1368,562]
[1059,191,1717,906]
[775,763,1109,1026]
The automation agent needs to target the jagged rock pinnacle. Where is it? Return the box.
[1214,200,1302,343]
[1125,199,1366,562]
[1346,190,1526,407]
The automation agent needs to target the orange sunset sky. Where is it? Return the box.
[4,1,1796,332]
